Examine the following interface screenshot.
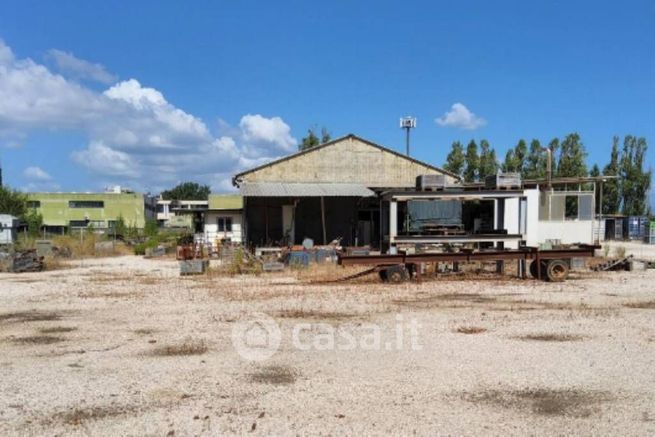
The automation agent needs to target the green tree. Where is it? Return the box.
[463,140,479,182]
[161,182,210,201]
[443,141,465,177]
[0,186,27,218]
[478,139,498,180]
[299,127,331,151]
[556,133,587,178]
[144,219,159,238]
[601,136,621,214]
[524,139,546,179]
[25,209,43,237]
[514,139,527,174]
[620,135,651,216]
[590,164,601,214]
[114,214,127,237]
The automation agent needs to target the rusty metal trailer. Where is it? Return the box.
[337,245,599,283]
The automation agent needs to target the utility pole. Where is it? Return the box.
[400,117,416,156]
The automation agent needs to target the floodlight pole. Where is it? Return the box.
[400,117,416,156]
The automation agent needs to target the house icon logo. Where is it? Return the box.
[231,312,281,362]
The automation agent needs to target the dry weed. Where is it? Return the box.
[12,335,65,345]
[275,309,357,321]
[623,301,655,309]
[455,326,487,334]
[462,388,610,417]
[249,365,297,385]
[53,405,135,425]
[149,338,208,356]
[39,326,77,334]
[514,333,586,342]
[0,311,63,323]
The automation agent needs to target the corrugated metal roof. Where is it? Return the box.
[239,182,375,197]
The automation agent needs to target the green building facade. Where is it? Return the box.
[27,192,155,232]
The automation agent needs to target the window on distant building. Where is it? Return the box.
[27,200,41,208]
[218,217,233,232]
[69,200,104,208]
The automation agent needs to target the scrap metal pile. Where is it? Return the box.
[0,249,44,273]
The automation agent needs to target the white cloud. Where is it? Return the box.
[47,49,117,84]
[240,113,297,154]
[23,166,52,181]
[435,103,487,130]
[0,39,298,191]
[72,141,141,178]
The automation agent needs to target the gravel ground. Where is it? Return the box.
[1,255,654,436]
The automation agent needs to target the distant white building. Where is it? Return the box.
[156,198,208,228]
[0,214,19,245]
[203,195,243,245]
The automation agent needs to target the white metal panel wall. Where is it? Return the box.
[537,221,594,245]
[524,189,541,247]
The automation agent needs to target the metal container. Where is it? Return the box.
[179,259,208,275]
[627,216,644,239]
[416,174,452,191]
[485,172,521,189]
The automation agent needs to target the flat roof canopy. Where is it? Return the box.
[383,190,525,201]
[239,182,375,197]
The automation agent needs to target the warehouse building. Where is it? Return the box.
[232,134,458,248]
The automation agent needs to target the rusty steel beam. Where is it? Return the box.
[337,246,600,267]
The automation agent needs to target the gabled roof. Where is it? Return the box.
[232,133,459,185]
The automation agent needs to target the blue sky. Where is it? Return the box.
[0,0,653,204]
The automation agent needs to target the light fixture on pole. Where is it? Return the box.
[400,116,416,156]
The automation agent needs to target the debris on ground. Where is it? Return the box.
[0,249,45,273]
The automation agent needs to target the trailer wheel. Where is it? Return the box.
[529,260,548,279]
[382,265,408,283]
[546,260,569,282]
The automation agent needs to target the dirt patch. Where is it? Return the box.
[12,335,65,345]
[39,326,77,334]
[514,333,586,342]
[149,338,208,356]
[0,311,63,323]
[623,301,655,309]
[455,326,487,334]
[249,365,297,385]
[275,309,358,321]
[463,388,611,417]
[52,404,138,425]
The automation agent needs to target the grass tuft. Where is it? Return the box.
[149,338,208,356]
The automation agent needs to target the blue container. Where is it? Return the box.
[315,248,337,263]
[287,251,310,267]
[628,216,647,239]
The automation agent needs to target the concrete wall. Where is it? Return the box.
[204,211,243,244]
[238,136,455,188]
[27,192,149,229]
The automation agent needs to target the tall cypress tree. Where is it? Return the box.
[602,136,621,214]
[557,133,587,177]
[620,135,651,215]
[463,140,479,182]
[443,141,465,178]
[524,139,545,179]
[478,139,498,180]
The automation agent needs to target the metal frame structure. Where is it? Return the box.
[338,245,599,283]
[382,189,527,248]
